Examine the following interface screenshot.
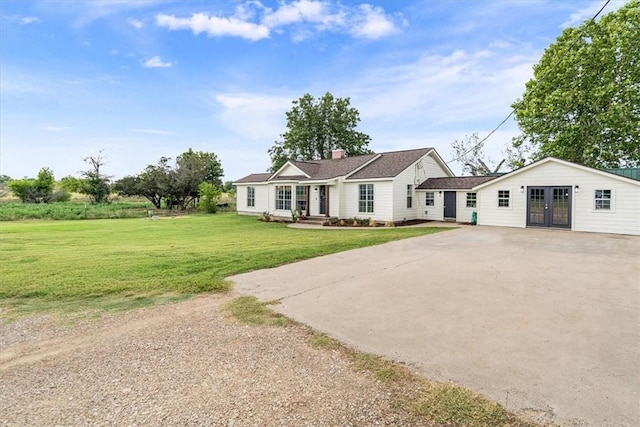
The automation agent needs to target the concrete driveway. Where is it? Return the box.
[229,226,640,426]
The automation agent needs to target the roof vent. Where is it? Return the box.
[332,149,345,159]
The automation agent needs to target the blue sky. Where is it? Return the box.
[0,0,628,181]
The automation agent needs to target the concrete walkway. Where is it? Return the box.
[229,226,640,426]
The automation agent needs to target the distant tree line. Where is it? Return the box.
[3,149,227,213]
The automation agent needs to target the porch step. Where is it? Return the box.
[301,215,328,225]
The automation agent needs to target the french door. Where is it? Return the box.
[527,186,572,228]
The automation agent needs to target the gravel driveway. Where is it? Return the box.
[0,295,427,426]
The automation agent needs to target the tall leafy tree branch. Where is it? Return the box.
[511,0,640,168]
[268,92,373,172]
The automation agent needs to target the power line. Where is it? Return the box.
[447,0,612,165]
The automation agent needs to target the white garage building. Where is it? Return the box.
[471,157,640,235]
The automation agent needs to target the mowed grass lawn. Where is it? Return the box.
[0,214,448,317]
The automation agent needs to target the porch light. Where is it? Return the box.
[519,186,524,193]
[575,185,580,193]
[438,191,442,197]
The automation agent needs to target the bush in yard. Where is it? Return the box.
[198,182,221,213]
[7,168,56,203]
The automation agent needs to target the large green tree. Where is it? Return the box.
[113,157,173,209]
[511,0,640,168]
[170,149,224,210]
[268,92,373,172]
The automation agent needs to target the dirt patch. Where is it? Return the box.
[0,294,431,426]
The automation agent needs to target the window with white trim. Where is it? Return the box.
[275,185,291,210]
[247,186,255,207]
[498,190,510,207]
[425,192,435,206]
[407,184,413,208]
[594,189,611,210]
[466,192,477,208]
[295,185,306,212]
[359,184,374,213]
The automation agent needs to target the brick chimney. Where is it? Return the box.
[332,149,345,159]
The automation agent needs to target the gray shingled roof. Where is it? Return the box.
[346,148,433,180]
[417,176,496,190]
[234,148,436,183]
[234,173,271,183]
[291,154,378,179]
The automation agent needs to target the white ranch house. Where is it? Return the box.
[235,148,453,222]
[234,148,640,236]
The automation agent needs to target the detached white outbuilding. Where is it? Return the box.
[473,157,640,236]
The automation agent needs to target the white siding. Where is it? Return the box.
[277,163,305,176]
[573,179,640,235]
[329,185,340,217]
[415,190,477,223]
[417,191,444,221]
[342,181,394,221]
[392,166,420,221]
[476,161,640,235]
[419,154,453,181]
[236,184,270,215]
[392,152,453,221]
[457,191,478,223]
[477,185,530,228]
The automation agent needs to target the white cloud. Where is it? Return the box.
[561,0,628,28]
[349,4,398,39]
[156,12,270,41]
[214,93,292,140]
[262,0,343,29]
[42,125,71,132]
[155,1,400,41]
[127,17,144,29]
[20,16,41,25]
[142,56,173,68]
[131,128,173,135]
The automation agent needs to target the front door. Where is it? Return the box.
[443,191,456,220]
[319,186,326,215]
[527,186,571,228]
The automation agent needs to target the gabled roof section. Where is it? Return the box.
[347,148,433,180]
[270,161,310,180]
[233,173,271,184]
[417,176,497,190]
[473,157,640,190]
[290,153,378,180]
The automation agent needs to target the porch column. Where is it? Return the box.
[326,186,330,217]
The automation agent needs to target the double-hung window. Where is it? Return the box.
[275,185,291,210]
[407,185,413,208]
[425,192,435,206]
[359,184,374,213]
[595,189,611,210]
[466,192,477,208]
[247,186,255,207]
[498,190,510,207]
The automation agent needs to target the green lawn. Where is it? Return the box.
[0,214,449,317]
